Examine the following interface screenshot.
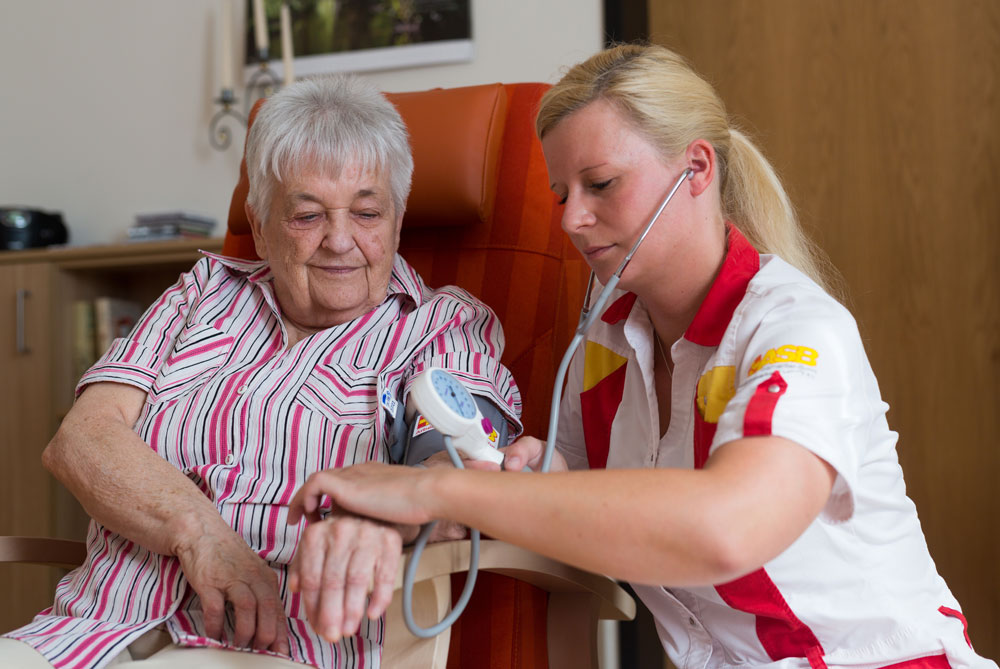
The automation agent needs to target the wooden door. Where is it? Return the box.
[650,0,1000,655]
[0,262,62,632]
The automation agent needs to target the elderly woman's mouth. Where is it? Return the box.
[313,265,361,274]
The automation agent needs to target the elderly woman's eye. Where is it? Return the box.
[291,213,322,224]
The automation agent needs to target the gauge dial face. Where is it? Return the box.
[430,369,477,419]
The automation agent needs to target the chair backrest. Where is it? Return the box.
[224,84,589,669]
[224,83,589,440]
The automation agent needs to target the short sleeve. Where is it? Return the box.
[712,284,881,522]
[77,258,208,397]
[402,286,523,439]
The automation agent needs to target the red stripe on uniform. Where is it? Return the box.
[880,654,951,669]
[579,363,628,469]
[744,371,787,437]
[938,606,973,649]
[692,397,717,470]
[715,567,824,663]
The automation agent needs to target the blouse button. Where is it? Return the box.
[225,454,235,465]
[767,384,781,393]
[237,385,248,394]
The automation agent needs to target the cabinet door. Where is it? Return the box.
[0,262,62,633]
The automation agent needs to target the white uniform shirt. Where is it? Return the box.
[556,227,994,669]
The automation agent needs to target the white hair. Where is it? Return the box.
[245,74,413,222]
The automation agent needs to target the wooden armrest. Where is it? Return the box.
[385,539,635,669]
[394,539,634,621]
[0,536,87,569]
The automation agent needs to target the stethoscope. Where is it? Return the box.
[402,167,694,638]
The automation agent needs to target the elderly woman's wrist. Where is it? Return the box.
[165,508,230,558]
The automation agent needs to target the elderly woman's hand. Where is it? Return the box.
[173,525,290,655]
[286,461,491,639]
[288,513,404,642]
[500,436,569,473]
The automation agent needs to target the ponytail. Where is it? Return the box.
[538,43,846,302]
[722,129,845,301]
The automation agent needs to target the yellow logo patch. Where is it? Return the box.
[696,366,736,423]
[748,345,818,376]
[583,341,628,392]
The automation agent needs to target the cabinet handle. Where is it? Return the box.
[16,288,31,354]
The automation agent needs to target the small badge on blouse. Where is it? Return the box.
[380,388,399,419]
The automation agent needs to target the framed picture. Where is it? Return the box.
[244,0,473,79]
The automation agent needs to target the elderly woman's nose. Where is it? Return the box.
[320,212,357,252]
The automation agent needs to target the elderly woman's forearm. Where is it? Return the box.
[42,385,231,557]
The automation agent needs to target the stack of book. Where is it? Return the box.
[128,211,217,242]
[73,296,145,380]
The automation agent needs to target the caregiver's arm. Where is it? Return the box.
[290,435,835,587]
[43,382,288,653]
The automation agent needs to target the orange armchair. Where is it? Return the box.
[225,82,595,668]
[0,83,634,668]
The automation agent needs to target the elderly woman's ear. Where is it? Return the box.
[245,201,269,261]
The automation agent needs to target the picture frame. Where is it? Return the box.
[243,0,473,79]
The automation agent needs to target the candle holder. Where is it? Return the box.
[209,88,246,151]
[245,48,282,116]
[209,50,282,152]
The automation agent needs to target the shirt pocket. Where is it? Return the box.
[293,363,381,426]
[148,323,234,404]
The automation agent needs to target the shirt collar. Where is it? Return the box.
[598,224,760,347]
[386,254,425,306]
[684,224,759,346]
[202,250,272,283]
[202,250,424,306]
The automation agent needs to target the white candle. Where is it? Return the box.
[280,3,294,86]
[253,0,268,53]
[220,0,234,90]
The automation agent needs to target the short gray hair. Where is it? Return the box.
[245,74,413,222]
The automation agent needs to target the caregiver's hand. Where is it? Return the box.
[500,436,568,473]
[288,463,439,530]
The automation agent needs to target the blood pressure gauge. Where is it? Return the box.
[409,367,504,465]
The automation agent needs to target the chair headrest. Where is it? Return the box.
[388,83,508,227]
[226,82,509,243]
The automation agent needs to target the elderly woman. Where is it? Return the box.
[0,75,520,669]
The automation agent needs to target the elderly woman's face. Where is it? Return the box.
[248,164,401,330]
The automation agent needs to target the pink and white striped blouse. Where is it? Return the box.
[6,251,522,669]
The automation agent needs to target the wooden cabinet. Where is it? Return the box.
[0,238,223,632]
[0,262,57,633]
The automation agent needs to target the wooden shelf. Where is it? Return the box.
[0,237,224,269]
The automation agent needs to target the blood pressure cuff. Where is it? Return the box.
[389,396,510,465]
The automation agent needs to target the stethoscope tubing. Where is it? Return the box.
[403,168,693,637]
[544,167,692,470]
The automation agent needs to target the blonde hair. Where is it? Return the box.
[537,44,843,300]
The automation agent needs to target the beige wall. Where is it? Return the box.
[0,1,602,247]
